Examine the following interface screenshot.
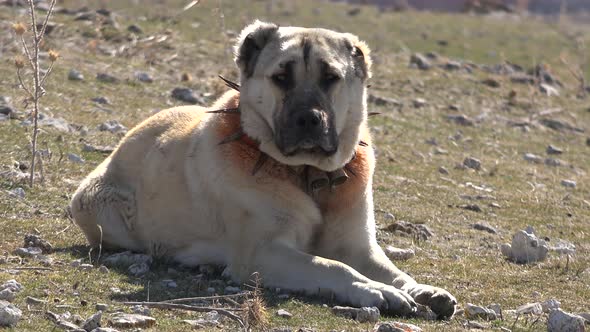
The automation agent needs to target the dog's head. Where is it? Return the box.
[235,21,372,171]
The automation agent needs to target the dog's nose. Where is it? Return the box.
[295,109,322,131]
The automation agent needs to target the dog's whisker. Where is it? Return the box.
[218,75,240,91]
[207,107,241,114]
[218,130,245,145]
[251,152,269,176]
[358,140,369,147]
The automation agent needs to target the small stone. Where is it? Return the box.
[82,311,102,331]
[465,321,487,329]
[224,286,241,294]
[449,104,460,111]
[502,227,548,264]
[68,69,84,81]
[545,158,563,167]
[135,72,153,83]
[410,53,431,70]
[95,303,109,311]
[539,83,559,96]
[488,303,502,316]
[374,321,422,332]
[412,98,427,108]
[108,313,156,328]
[0,300,22,327]
[128,262,150,276]
[541,299,561,313]
[67,153,85,165]
[384,246,415,261]
[277,309,293,318]
[79,264,94,271]
[96,73,119,83]
[548,309,586,332]
[331,306,380,323]
[14,247,42,258]
[98,120,127,134]
[550,239,576,256]
[91,96,110,105]
[458,204,482,212]
[70,259,82,268]
[481,78,500,88]
[0,279,24,293]
[471,221,498,234]
[438,166,449,175]
[546,145,563,155]
[160,279,177,288]
[171,87,204,104]
[523,153,543,163]
[515,302,543,315]
[98,266,109,274]
[130,305,150,316]
[127,24,143,34]
[368,94,402,107]
[463,157,481,170]
[24,234,52,253]
[465,303,497,320]
[561,180,576,188]
[8,188,25,199]
[384,213,395,221]
[91,328,120,332]
[443,61,462,71]
[447,114,474,126]
[206,287,215,294]
[384,221,433,241]
[433,147,448,155]
[0,290,15,302]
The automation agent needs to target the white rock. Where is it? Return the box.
[541,299,561,313]
[98,120,127,134]
[515,302,543,315]
[0,300,22,327]
[374,321,422,332]
[412,98,427,108]
[501,228,548,264]
[465,303,497,320]
[276,309,292,318]
[108,313,156,328]
[14,247,42,257]
[130,305,151,316]
[67,153,85,164]
[70,259,83,267]
[561,179,577,188]
[8,187,25,199]
[0,290,15,302]
[523,153,543,163]
[550,240,576,256]
[134,72,153,83]
[78,264,94,271]
[95,303,108,311]
[547,309,586,332]
[540,83,559,96]
[82,311,102,331]
[0,280,22,293]
[385,246,415,261]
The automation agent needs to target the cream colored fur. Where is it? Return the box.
[71,21,456,318]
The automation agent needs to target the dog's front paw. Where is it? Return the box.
[403,284,457,319]
[350,282,417,316]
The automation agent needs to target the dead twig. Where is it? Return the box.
[2,266,53,271]
[162,292,253,303]
[120,301,245,327]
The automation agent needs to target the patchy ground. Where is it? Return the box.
[1,0,589,331]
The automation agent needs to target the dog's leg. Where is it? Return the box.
[318,193,457,319]
[238,241,417,316]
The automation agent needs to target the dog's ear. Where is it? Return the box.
[234,20,279,78]
[344,34,372,80]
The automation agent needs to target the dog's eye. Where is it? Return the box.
[272,73,288,85]
[324,73,340,83]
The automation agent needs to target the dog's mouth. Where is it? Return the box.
[279,138,338,157]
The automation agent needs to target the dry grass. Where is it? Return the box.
[0,1,589,331]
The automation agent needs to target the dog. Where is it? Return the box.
[71,20,457,319]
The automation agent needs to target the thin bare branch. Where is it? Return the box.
[40,61,55,86]
[162,292,253,303]
[27,0,39,43]
[16,67,34,98]
[120,301,245,327]
[37,0,57,40]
